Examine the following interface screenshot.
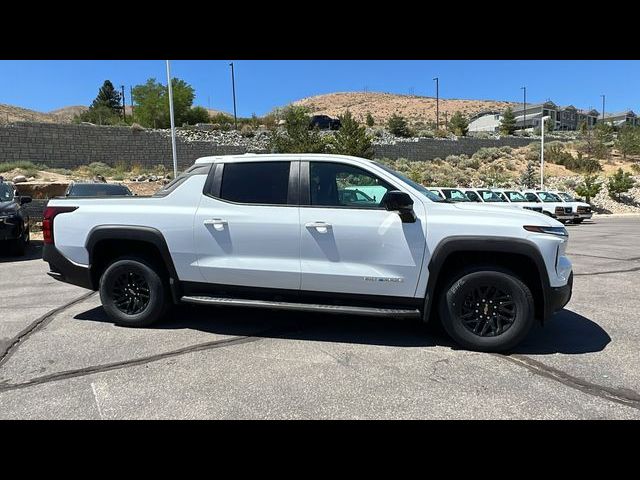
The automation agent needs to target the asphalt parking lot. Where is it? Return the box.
[1,215,639,419]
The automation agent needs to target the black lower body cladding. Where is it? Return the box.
[43,244,95,290]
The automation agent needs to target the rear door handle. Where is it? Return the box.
[204,218,228,231]
[305,222,331,233]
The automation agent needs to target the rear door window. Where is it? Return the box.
[219,161,291,205]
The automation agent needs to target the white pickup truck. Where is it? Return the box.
[43,154,573,352]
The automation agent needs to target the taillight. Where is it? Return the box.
[42,206,77,245]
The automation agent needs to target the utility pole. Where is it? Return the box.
[130,86,134,118]
[166,60,178,178]
[121,85,126,121]
[229,62,238,130]
[433,77,439,130]
[540,116,550,188]
[601,94,606,125]
[521,86,527,132]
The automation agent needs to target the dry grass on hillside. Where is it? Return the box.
[293,92,517,126]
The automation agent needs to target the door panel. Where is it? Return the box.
[194,161,300,290]
[300,161,425,298]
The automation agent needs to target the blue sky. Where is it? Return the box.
[1,60,638,116]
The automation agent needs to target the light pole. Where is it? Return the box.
[521,86,527,132]
[433,77,439,131]
[601,94,606,125]
[540,115,550,188]
[165,60,178,178]
[229,62,238,130]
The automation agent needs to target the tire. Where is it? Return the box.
[573,218,584,224]
[438,268,535,352]
[99,257,168,327]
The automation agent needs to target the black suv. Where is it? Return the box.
[0,179,32,256]
[309,115,341,130]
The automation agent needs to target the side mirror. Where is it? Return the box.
[20,196,32,205]
[381,190,416,223]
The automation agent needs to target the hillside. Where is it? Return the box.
[293,92,517,126]
[1,104,229,124]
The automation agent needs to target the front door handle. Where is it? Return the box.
[204,218,228,231]
[305,222,331,233]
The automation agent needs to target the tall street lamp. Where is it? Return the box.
[165,60,178,178]
[230,62,238,130]
[540,115,550,188]
[433,77,439,131]
[521,86,527,132]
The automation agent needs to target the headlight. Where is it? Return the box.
[523,225,568,237]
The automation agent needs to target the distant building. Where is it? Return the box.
[599,110,639,127]
[511,101,559,130]
[468,111,502,132]
[577,108,600,129]
[468,100,634,134]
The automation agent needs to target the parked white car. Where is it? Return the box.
[427,187,471,202]
[521,190,576,223]
[461,188,522,210]
[491,189,545,214]
[548,191,593,224]
[42,154,573,352]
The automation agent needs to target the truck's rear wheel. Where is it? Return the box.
[439,269,534,352]
[99,257,168,327]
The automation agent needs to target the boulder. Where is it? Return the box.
[13,175,27,184]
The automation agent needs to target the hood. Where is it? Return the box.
[450,202,561,226]
[0,200,18,215]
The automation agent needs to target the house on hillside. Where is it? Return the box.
[510,101,559,131]
[599,110,639,127]
[577,108,600,129]
[468,111,502,133]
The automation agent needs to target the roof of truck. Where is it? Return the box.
[194,153,375,164]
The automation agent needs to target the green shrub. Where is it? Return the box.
[575,175,602,203]
[365,112,375,127]
[387,114,411,138]
[607,168,636,200]
[472,147,502,161]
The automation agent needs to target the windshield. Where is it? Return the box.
[69,183,132,196]
[557,192,575,202]
[504,191,528,202]
[0,183,14,202]
[538,191,561,202]
[442,188,470,202]
[373,162,444,202]
[477,189,504,202]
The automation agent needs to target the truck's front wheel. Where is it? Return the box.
[99,257,168,327]
[439,269,534,352]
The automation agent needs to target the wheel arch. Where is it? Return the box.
[85,225,181,301]
[423,236,551,325]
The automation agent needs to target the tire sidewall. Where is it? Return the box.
[440,270,534,352]
[99,258,166,327]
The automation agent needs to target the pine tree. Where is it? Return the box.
[91,80,122,111]
[499,107,516,135]
[520,161,538,188]
[387,114,410,137]
[78,80,123,125]
[607,168,636,200]
[575,175,602,203]
[448,111,468,136]
[365,112,375,127]
[329,110,373,159]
